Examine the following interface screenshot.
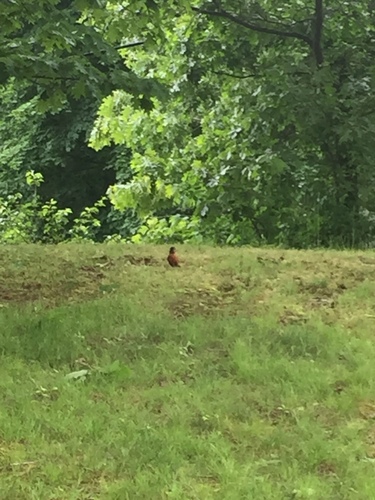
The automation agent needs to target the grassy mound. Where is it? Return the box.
[1,243,375,499]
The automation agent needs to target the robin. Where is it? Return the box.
[167,246,180,267]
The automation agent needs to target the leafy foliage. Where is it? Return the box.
[90,0,375,247]
[0,0,168,109]
[0,170,104,243]
[2,0,375,247]
[0,80,140,240]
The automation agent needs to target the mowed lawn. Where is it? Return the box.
[1,244,375,499]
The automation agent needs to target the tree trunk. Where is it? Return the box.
[327,144,360,245]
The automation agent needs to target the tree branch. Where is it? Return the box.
[115,40,145,50]
[213,70,311,79]
[254,15,312,29]
[191,6,313,46]
[213,70,259,79]
[313,0,324,65]
[31,75,80,82]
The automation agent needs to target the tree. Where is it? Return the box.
[0,0,167,109]
[90,0,375,246]
[0,80,139,240]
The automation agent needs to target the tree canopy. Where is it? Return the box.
[0,0,167,109]
[1,0,375,246]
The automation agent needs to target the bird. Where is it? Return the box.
[167,246,180,267]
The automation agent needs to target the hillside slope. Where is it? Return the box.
[1,244,375,499]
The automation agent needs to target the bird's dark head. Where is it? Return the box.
[169,246,176,254]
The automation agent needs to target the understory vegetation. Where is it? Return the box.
[1,244,375,498]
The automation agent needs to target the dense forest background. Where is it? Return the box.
[1,0,374,248]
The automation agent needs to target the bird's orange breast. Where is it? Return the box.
[167,253,179,267]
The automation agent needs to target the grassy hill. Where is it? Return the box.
[1,243,375,499]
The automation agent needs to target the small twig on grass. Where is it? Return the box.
[10,461,38,467]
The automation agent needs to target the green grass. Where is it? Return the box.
[1,243,375,498]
